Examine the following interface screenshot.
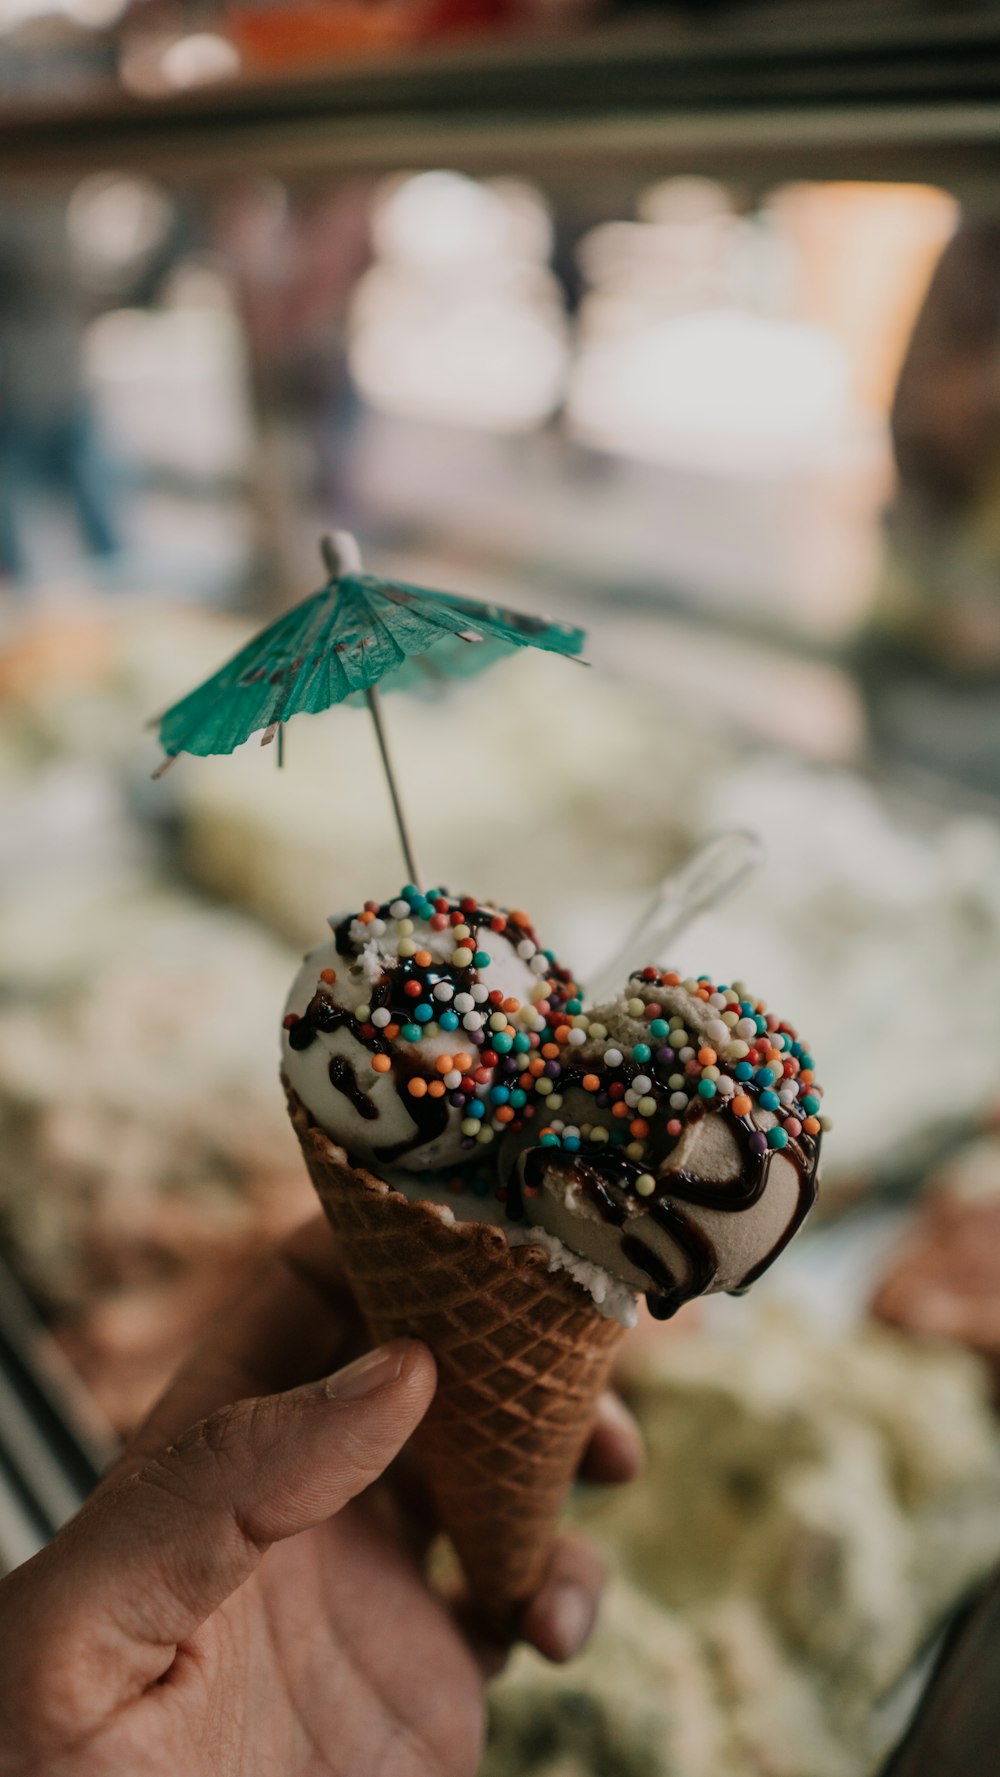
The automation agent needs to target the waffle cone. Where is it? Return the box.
[286,1085,624,1625]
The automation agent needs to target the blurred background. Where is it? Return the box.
[4,4,1000,1773]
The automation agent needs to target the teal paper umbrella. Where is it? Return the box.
[155,533,586,886]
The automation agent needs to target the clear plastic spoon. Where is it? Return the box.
[587,829,765,1002]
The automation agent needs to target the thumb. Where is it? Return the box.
[3,1339,435,1731]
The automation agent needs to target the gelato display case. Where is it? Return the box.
[3,5,1000,1773]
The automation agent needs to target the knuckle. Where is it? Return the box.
[177,1398,252,1462]
[133,1396,284,1529]
[120,1415,238,1523]
[155,1396,269,1488]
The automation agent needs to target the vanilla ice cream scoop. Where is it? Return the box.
[281,886,581,1172]
[511,968,827,1319]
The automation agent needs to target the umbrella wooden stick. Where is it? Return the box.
[363,678,424,892]
[319,533,424,891]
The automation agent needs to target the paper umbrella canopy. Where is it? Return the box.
[156,564,587,762]
[153,537,587,886]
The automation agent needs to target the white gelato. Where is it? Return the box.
[282,893,557,1172]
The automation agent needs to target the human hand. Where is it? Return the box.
[0,1215,641,1777]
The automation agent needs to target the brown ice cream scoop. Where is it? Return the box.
[518,1099,818,1321]
[513,968,824,1320]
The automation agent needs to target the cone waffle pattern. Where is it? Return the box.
[287,1086,624,1617]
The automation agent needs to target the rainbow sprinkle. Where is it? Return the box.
[531,966,828,1178]
[286,890,827,1209]
[285,886,583,1149]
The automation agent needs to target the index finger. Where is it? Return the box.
[106,1214,364,1483]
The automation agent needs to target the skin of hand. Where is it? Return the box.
[0,1215,642,1777]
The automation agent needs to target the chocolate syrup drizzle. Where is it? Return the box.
[289,991,451,1162]
[326,1057,378,1121]
[521,1093,819,1319]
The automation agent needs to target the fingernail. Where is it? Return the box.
[323,1340,412,1402]
[546,1582,596,1661]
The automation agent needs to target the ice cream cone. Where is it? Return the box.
[285,1083,624,1628]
